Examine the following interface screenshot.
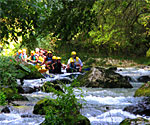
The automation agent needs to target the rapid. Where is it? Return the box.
[0,68,150,125]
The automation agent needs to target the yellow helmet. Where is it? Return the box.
[18,49,22,53]
[52,56,57,60]
[71,51,76,56]
[70,59,75,63]
[48,51,52,54]
[57,57,61,60]
[31,51,35,54]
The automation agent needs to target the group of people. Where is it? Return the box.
[16,48,83,74]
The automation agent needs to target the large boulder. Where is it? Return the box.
[123,98,150,116]
[33,98,90,125]
[1,88,28,102]
[120,117,150,125]
[72,67,133,88]
[41,81,64,93]
[16,63,44,79]
[134,82,150,97]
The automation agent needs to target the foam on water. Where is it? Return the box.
[87,109,137,125]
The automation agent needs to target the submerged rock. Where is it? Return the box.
[41,81,64,93]
[73,67,133,88]
[1,88,28,102]
[33,98,90,125]
[123,98,150,116]
[137,75,150,83]
[134,82,150,97]
[120,117,150,125]
[22,87,37,94]
[52,78,72,84]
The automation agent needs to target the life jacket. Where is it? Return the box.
[46,56,52,62]
[69,63,76,69]
[70,57,79,64]
[31,55,36,61]
[18,53,22,59]
[38,56,44,63]
[22,54,27,59]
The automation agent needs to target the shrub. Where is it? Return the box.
[42,84,85,125]
[0,91,7,106]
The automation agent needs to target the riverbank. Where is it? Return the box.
[57,48,149,68]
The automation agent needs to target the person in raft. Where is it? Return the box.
[45,51,53,68]
[49,56,57,73]
[66,51,83,72]
[21,49,27,62]
[27,51,38,65]
[53,57,65,74]
[16,49,22,59]
[66,59,77,73]
[37,50,46,65]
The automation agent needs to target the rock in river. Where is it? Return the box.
[120,117,150,125]
[134,82,150,97]
[1,88,28,102]
[72,67,133,88]
[123,97,150,116]
[33,98,90,125]
[41,81,64,93]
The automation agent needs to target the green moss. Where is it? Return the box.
[134,82,150,97]
[33,98,58,115]
[72,115,90,125]
[1,88,28,101]
[120,118,150,125]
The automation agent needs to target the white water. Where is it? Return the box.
[0,68,150,125]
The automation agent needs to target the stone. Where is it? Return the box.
[72,67,133,88]
[1,106,11,113]
[124,97,150,116]
[134,82,150,97]
[41,81,64,93]
[120,117,150,125]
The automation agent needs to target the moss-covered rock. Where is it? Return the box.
[134,82,150,97]
[41,81,64,93]
[72,67,132,88]
[33,98,58,115]
[33,98,90,125]
[120,117,150,125]
[16,63,44,79]
[1,88,28,102]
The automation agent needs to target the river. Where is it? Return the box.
[0,68,150,125]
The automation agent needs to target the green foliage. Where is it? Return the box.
[0,91,7,106]
[146,48,150,57]
[0,56,19,88]
[1,88,28,101]
[134,82,150,97]
[88,0,150,55]
[37,33,60,51]
[43,85,85,125]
